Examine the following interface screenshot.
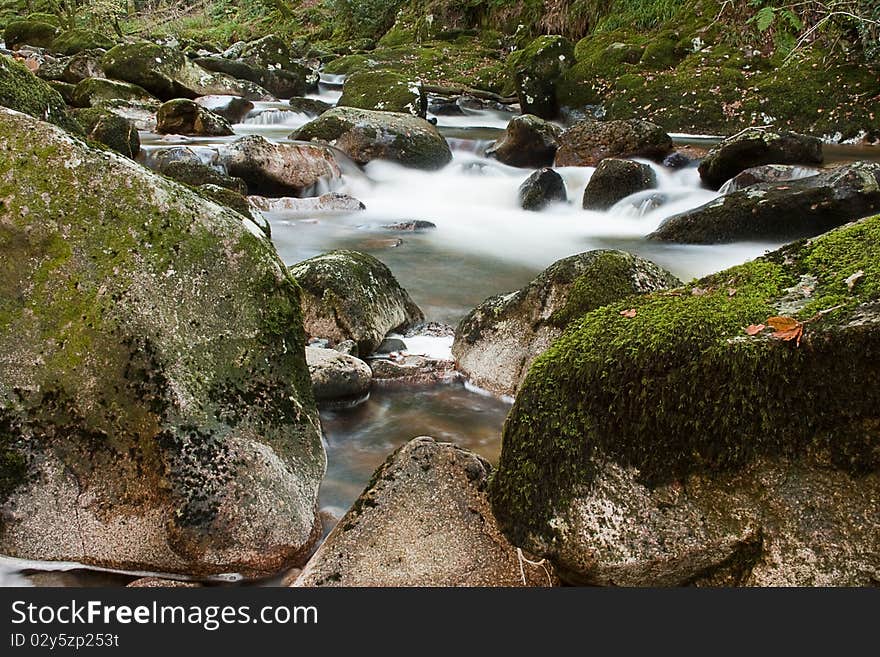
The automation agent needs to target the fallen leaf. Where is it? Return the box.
[766,316,799,331]
[845,270,865,292]
[620,308,637,318]
[745,324,765,336]
[771,324,804,346]
[728,288,737,297]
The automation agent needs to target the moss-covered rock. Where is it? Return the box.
[288,96,333,116]
[518,167,566,211]
[158,159,248,195]
[156,98,233,136]
[73,106,140,158]
[290,249,424,355]
[4,19,58,50]
[506,35,574,118]
[651,161,880,243]
[0,55,82,134]
[338,69,426,117]
[453,250,679,397]
[195,184,263,230]
[582,158,657,210]
[71,77,154,108]
[46,79,75,104]
[193,56,309,99]
[293,106,452,170]
[0,107,325,577]
[490,213,880,585]
[555,118,672,167]
[61,50,105,84]
[486,113,562,168]
[52,28,114,56]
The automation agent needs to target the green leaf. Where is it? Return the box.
[755,6,776,32]
[781,9,803,31]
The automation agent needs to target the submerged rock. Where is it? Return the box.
[486,114,562,168]
[338,70,426,117]
[295,437,555,587]
[489,214,880,585]
[156,98,234,136]
[699,128,824,190]
[453,250,679,397]
[305,347,372,402]
[290,250,424,355]
[582,158,657,210]
[0,55,82,134]
[0,108,325,578]
[650,161,880,244]
[518,167,567,211]
[293,107,452,170]
[555,118,673,167]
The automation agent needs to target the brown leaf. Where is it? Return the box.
[766,316,799,331]
[691,287,709,296]
[771,324,803,346]
[620,308,637,319]
[728,288,737,297]
[745,324,765,336]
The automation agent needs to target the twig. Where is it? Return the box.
[516,547,553,587]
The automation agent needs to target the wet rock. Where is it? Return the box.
[375,337,407,354]
[718,164,821,194]
[197,184,265,230]
[663,151,692,169]
[52,29,114,55]
[293,107,452,170]
[158,160,248,195]
[127,578,202,588]
[506,35,574,119]
[248,193,364,214]
[0,54,82,134]
[555,118,673,167]
[382,220,436,231]
[518,168,567,211]
[338,69,426,117]
[195,95,254,124]
[369,356,458,386]
[699,128,824,190]
[156,98,234,136]
[0,108,325,578]
[486,114,562,168]
[650,161,880,244]
[453,250,679,397]
[71,77,154,108]
[74,107,140,158]
[294,437,555,587]
[582,158,657,210]
[4,20,58,50]
[61,50,105,84]
[427,97,464,116]
[489,215,880,585]
[334,339,359,357]
[217,135,342,196]
[290,249,424,355]
[288,96,333,116]
[306,347,372,402]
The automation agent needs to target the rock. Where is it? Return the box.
[375,337,407,354]
[486,114,562,168]
[0,107,325,578]
[4,20,58,50]
[141,145,207,170]
[74,107,140,158]
[382,220,436,231]
[102,43,273,102]
[34,55,67,81]
[47,80,76,105]
[127,578,201,588]
[290,250,425,355]
[293,107,452,170]
[518,168,567,211]
[650,161,880,244]
[334,339,359,357]
[156,98,234,136]
[195,94,254,123]
[158,159,248,195]
[197,184,263,228]
[555,119,673,167]
[0,54,82,134]
[294,437,554,587]
[305,347,372,402]
[217,135,342,196]
[288,96,333,116]
[52,29,114,55]
[698,128,824,190]
[338,70,426,117]
[663,151,692,169]
[71,77,154,108]
[369,356,458,386]
[427,97,463,115]
[248,193,364,214]
[453,250,680,397]
[61,50,105,84]
[239,34,296,71]
[506,35,574,119]
[582,158,658,210]
[489,214,880,586]
[194,56,309,99]
[97,98,160,131]
[718,164,821,194]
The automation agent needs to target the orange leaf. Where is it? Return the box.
[771,325,804,346]
[745,324,765,336]
[766,316,799,331]
[620,308,637,318]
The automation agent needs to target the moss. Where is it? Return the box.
[338,69,425,116]
[0,55,82,134]
[73,107,140,158]
[72,77,154,108]
[4,19,58,49]
[52,28,115,55]
[490,215,880,545]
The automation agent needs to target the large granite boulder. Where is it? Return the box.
[555,118,673,167]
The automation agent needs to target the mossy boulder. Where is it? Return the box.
[288,96,333,116]
[698,128,824,190]
[338,70,426,117]
[518,168,567,211]
[195,95,254,124]
[193,56,309,99]
[293,106,452,170]
[156,98,233,136]
[290,250,425,355]
[582,158,657,210]
[195,184,263,229]
[74,106,139,158]
[305,346,372,402]
[94,97,160,132]
[61,50,105,84]
[46,79,75,105]
[295,437,554,587]
[651,161,880,244]
[555,118,672,167]
[4,19,58,50]
[453,250,679,397]
[489,214,880,585]
[0,107,325,577]
[102,43,273,102]
[506,35,574,119]
[485,114,562,168]
[158,159,248,195]
[52,28,114,56]
[71,77,154,108]
[0,55,81,134]
[239,34,294,71]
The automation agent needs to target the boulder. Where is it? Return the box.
[4,19,58,50]
[582,158,658,210]
[486,114,562,168]
[52,29,114,55]
[369,355,457,386]
[97,98,160,131]
[196,184,265,229]
[72,77,154,108]
[650,161,880,244]
[489,214,880,585]
[293,107,452,170]
[156,98,234,136]
[338,70,426,117]
[555,119,673,167]
[194,56,309,99]
[294,437,554,587]
[74,106,140,158]
[195,94,254,123]
[718,164,821,195]
[290,250,424,355]
[0,54,82,134]
[453,250,679,397]
[506,35,574,119]
[158,159,248,195]
[101,43,273,102]
[0,108,325,578]
[248,193,365,214]
[34,55,67,81]
[699,128,824,190]
[518,167,567,211]
[288,96,333,116]
[61,50,105,84]
[305,347,372,402]
[217,135,342,196]
[239,35,295,71]
[47,80,76,105]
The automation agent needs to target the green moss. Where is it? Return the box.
[338,69,425,116]
[4,19,58,49]
[52,28,115,55]
[72,77,154,108]
[73,107,139,158]
[0,55,82,134]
